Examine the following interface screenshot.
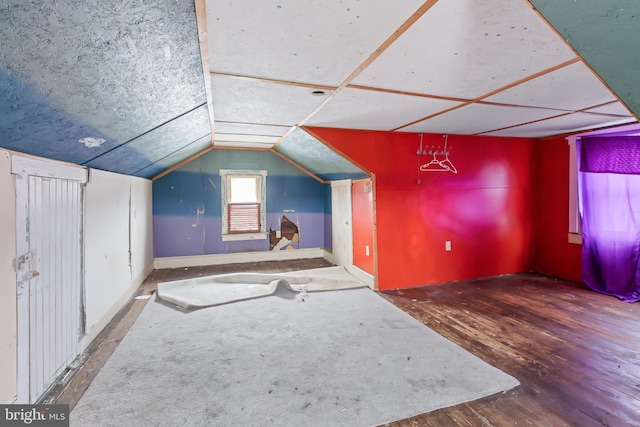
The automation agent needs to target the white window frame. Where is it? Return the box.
[567,136,582,244]
[220,169,267,242]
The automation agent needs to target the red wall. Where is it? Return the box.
[307,127,536,290]
[351,179,375,276]
[533,137,582,282]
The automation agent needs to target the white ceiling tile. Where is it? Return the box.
[211,75,331,125]
[483,113,637,138]
[485,62,616,111]
[352,0,576,98]
[214,133,281,144]
[204,0,630,144]
[400,103,563,135]
[214,122,290,136]
[583,102,635,117]
[305,87,463,130]
[206,0,425,86]
[215,140,275,149]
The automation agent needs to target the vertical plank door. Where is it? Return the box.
[331,179,353,267]
[13,156,87,403]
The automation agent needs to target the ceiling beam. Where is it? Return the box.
[346,84,470,103]
[152,146,214,181]
[299,0,441,126]
[391,58,581,131]
[195,0,216,146]
[210,72,337,92]
[269,148,326,184]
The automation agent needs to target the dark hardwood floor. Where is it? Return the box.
[47,261,640,426]
[381,273,640,427]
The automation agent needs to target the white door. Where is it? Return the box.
[331,179,353,267]
[13,156,88,403]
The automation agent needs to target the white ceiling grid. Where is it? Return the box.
[204,0,636,149]
[484,62,617,111]
[305,87,463,131]
[351,0,576,97]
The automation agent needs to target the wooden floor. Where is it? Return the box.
[382,273,640,427]
[46,260,640,426]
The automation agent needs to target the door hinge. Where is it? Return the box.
[15,250,35,271]
[15,251,39,281]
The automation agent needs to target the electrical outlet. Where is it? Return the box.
[445,241,452,251]
[365,245,370,256]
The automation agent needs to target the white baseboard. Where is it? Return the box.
[86,280,137,344]
[346,265,375,290]
[323,250,337,266]
[85,260,154,345]
[133,261,155,289]
[154,248,331,270]
[3,396,17,405]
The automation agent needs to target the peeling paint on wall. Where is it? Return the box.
[269,215,299,250]
[79,137,106,148]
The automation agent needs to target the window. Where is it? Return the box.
[220,169,267,241]
[567,123,640,245]
[228,177,260,233]
[568,137,581,244]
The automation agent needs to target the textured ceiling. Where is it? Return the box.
[0,0,211,178]
[1,0,639,180]
[275,128,366,181]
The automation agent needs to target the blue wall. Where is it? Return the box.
[153,149,331,257]
[0,0,209,178]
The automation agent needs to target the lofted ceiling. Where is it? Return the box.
[1,0,212,178]
[1,1,638,179]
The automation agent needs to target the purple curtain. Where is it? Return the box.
[579,136,640,302]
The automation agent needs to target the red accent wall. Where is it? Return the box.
[533,136,582,282]
[352,179,374,276]
[307,127,536,291]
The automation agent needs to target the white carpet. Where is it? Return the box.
[156,266,368,309]
[71,286,519,427]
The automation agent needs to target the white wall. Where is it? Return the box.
[0,150,17,403]
[0,151,154,403]
[130,176,154,284]
[84,169,154,343]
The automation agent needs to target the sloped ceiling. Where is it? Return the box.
[528,1,640,123]
[1,0,638,179]
[0,0,212,178]
[275,128,367,181]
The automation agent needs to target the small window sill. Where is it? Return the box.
[568,233,582,245]
[221,232,267,242]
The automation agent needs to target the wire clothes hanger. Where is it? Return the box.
[418,134,457,174]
